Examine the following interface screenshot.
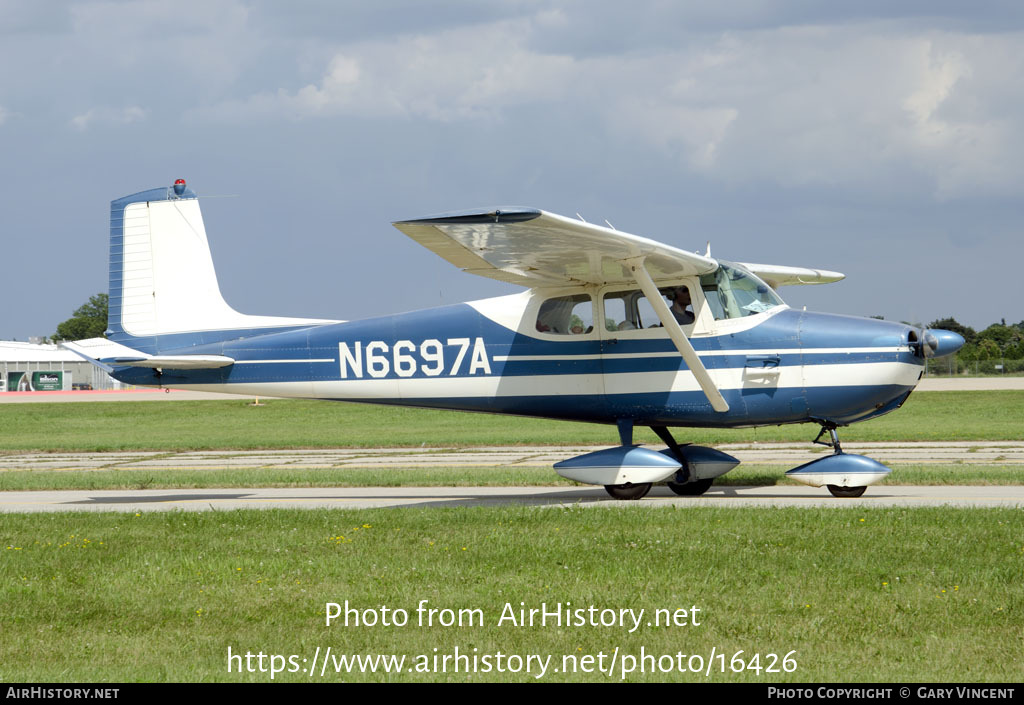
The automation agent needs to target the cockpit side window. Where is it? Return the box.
[700,262,784,320]
[602,285,696,332]
[535,294,594,335]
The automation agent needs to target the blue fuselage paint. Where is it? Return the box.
[110,302,923,429]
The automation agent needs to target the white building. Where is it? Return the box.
[0,341,117,391]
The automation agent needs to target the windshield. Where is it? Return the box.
[700,261,784,320]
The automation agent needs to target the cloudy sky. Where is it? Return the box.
[2,1,1022,340]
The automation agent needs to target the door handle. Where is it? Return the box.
[745,354,780,368]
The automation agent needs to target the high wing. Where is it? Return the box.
[392,208,718,287]
[392,207,843,288]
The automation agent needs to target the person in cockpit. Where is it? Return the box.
[669,286,694,325]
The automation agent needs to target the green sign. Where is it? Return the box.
[32,371,63,391]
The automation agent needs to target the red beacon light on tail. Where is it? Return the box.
[173,178,186,196]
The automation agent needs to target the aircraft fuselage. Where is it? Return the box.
[111,291,923,430]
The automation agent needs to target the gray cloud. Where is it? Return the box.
[0,1,1021,339]
[69,105,147,131]
[191,15,1024,202]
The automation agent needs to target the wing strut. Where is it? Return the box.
[624,257,730,413]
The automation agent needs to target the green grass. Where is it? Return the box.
[0,464,1021,492]
[3,392,1020,683]
[1,391,1024,452]
[1,506,1019,682]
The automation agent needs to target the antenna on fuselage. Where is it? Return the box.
[604,219,616,230]
[576,213,588,223]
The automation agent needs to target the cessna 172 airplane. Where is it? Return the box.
[65,180,964,499]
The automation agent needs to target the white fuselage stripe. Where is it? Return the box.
[167,361,921,400]
[233,359,336,364]
[493,347,911,362]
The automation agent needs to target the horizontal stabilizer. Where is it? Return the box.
[110,355,234,370]
[61,338,235,370]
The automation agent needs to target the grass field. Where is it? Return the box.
[1,391,1023,452]
[3,391,1021,683]
[1,506,1020,682]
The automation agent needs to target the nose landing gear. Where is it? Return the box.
[783,422,883,497]
[813,424,869,498]
[812,423,844,454]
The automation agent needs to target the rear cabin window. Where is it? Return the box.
[535,295,594,335]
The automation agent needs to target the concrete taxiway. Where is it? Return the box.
[2,440,1015,512]
[0,442,1021,512]
[0,485,1021,512]
[1,380,1020,512]
[1,441,1021,472]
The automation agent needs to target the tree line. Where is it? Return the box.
[925,317,1024,362]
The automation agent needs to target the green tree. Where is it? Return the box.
[975,339,1001,360]
[53,293,108,341]
[928,317,976,344]
[978,323,1022,353]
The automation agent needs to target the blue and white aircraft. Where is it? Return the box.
[65,180,965,499]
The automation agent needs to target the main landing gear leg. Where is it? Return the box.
[154,368,167,392]
[813,423,867,498]
[653,425,714,497]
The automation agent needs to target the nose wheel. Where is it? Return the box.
[827,485,867,498]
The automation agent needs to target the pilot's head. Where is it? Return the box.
[670,287,691,305]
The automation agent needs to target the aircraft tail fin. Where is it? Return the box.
[107,182,333,354]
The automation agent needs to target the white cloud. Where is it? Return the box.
[59,0,261,101]
[196,15,577,123]
[611,104,739,170]
[70,105,147,131]
[595,26,1024,199]
[188,15,1024,200]
[903,44,969,125]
